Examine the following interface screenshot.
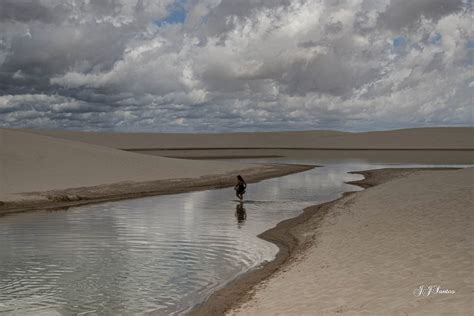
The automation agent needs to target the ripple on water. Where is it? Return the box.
[0,208,274,314]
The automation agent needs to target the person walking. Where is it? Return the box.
[234,175,247,201]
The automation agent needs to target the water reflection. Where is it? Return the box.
[235,202,247,228]
[0,159,469,315]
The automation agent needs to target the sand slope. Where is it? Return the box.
[26,127,474,150]
[0,128,249,197]
[230,167,474,315]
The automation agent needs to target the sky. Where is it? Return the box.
[0,0,472,132]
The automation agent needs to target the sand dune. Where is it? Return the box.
[26,127,474,150]
[229,167,473,315]
[0,128,250,198]
[2,127,472,312]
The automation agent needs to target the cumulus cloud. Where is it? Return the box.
[377,0,465,31]
[0,0,471,131]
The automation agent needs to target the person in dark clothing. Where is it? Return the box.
[234,175,247,201]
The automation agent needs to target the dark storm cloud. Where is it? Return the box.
[0,0,58,23]
[4,23,126,76]
[0,0,472,132]
[196,0,291,36]
[377,0,465,31]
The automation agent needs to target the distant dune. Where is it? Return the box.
[25,127,474,150]
[2,127,472,211]
[0,128,249,197]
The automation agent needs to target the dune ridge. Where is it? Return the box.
[0,128,246,195]
[25,127,474,150]
[0,128,313,213]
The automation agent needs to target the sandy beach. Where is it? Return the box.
[210,167,473,315]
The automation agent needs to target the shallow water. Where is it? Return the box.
[0,157,469,315]
[134,149,474,165]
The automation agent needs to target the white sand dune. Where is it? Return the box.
[229,167,473,315]
[0,128,248,198]
[26,127,474,150]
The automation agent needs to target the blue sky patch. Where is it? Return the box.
[466,39,474,49]
[430,33,442,45]
[392,36,406,48]
[155,1,187,27]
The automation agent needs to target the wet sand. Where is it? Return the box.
[189,167,472,315]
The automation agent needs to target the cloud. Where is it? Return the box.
[377,0,465,31]
[0,0,471,132]
[0,0,59,23]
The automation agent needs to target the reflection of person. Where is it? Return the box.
[234,175,247,201]
[235,202,247,227]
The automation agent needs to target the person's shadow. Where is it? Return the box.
[235,202,247,228]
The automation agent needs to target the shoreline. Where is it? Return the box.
[0,163,314,216]
[125,147,474,151]
[187,167,461,316]
[346,167,461,188]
